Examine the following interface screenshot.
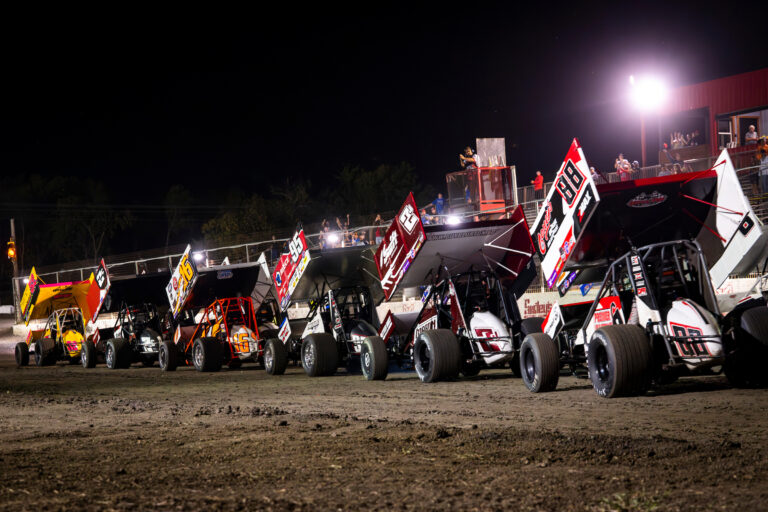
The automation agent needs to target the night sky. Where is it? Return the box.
[2,5,766,198]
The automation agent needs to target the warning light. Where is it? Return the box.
[7,240,16,260]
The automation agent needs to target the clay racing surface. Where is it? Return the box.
[0,315,767,511]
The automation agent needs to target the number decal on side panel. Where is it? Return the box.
[555,161,586,207]
[289,233,304,263]
[398,204,419,234]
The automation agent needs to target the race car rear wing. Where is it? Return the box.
[374,193,537,300]
[19,259,111,327]
[528,139,601,290]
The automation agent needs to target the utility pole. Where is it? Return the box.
[10,218,21,323]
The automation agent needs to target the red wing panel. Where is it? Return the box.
[374,193,426,300]
[273,230,310,311]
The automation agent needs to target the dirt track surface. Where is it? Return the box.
[1,317,767,511]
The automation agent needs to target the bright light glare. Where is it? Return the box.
[327,233,339,244]
[23,278,29,284]
[629,75,667,112]
[192,252,204,262]
[446,216,461,225]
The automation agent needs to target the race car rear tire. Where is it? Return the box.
[34,338,56,366]
[512,317,544,378]
[159,340,178,372]
[264,338,288,376]
[724,306,768,388]
[192,337,224,372]
[106,338,131,369]
[413,329,460,383]
[15,342,29,367]
[520,333,560,392]
[301,334,337,377]
[228,358,242,370]
[361,336,388,381]
[588,325,651,398]
[81,340,97,369]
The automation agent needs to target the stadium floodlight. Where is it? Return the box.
[327,233,340,244]
[629,75,667,112]
[192,252,205,262]
[446,216,462,225]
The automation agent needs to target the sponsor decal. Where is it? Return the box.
[398,203,419,234]
[580,283,593,296]
[557,270,578,297]
[278,317,291,343]
[414,310,438,338]
[627,190,667,208]
[378,311,395,342]
[420,285,432,303]
[738,214,755,236]
[592,296,623,329]
[273,230,309,311]
[522,298,553,319]
[217,270,233,280]
[20,268,41,325]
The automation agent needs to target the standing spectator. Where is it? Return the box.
[459,146,478,169]
[745,125,759,146]
[531,171,544,201]
[590,166,605,184]
[615,153,631,181]
[464,184,472,204]
[757,137,768,197]
[432,193,445,217]
[358,231,369,246]
[429,206,440,224]
[269,235,280,263]
[373,214,384,245]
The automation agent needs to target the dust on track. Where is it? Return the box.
[0,317,766,511]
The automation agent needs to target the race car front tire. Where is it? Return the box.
[588,325,651,398]
[15,342,29,367]
[264,338,288,376]
[512,317,544,378]
[361,336,388,381]
[192,337,224,372]
[725,306,768,388]
[34,338,57,366]
[301,334,337,377]
[81,340,97,369]
[520,333,559,393]
[106,339,131,369]
[159,340,178,372]
[413,329,460,383]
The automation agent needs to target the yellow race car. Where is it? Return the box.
[15,262,111,368]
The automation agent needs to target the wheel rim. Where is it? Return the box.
[595,344,610,382]
[81,348,88,368]
[303,341,315,369]
[264,345,274,371]
[106,345,114,368]
[417,342,431,374]
[15,346,21,365]
[193,342,203,368]
[524,348,536,382]
[159,346,167,368]
[363,350,371,372]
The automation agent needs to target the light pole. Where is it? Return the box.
[629,75,667,167]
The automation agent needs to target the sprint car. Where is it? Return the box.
[15,261,110,368]
[360,193,544,382]
[264,228,383,377]
[158,246,276,372]
[522,145,768,397]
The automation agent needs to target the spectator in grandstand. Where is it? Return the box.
[745,125,759,146]
[757,137,768,195]
[464,184,472,204]
[336,213,350,231]
[658,165,672,177]
[590,166,605,184]
[615,154,632,181]
[420,208,432,225]
[269,235,280,263]
[631,160,640,174]
[373,214,384,245]
[459,146,478,169]
[358,231,369,246]
[531,171,544,200]
[429,205,441,224]
[672,163,682,175]
[432,193,445,216]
